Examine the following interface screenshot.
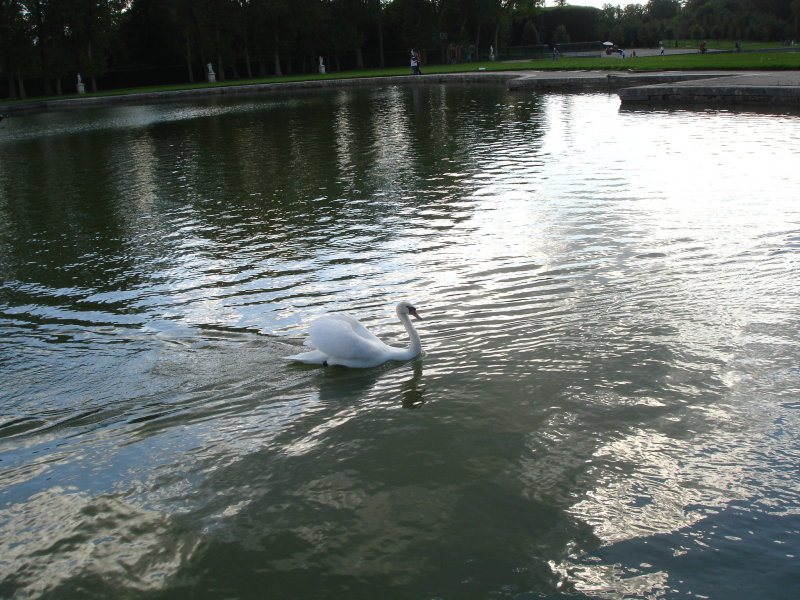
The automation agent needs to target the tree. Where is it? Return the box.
[388,0,438,56]
[62,0,125,91]
[552,22,569,43]
[5,0,798,99]
[792,0,800,37]
[521,19,540,44]
[20,0,75,95]
[9,0,126,96]
[0,0,31,98]
[541,6,602,43]
[647,0,680,20]
[118,0,191,79]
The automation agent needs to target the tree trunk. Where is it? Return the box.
[190,9,207,70]
[215,25,225,81]
[7,74,16,99]
[87,43,98,91]
[35,4,52,96]
[17,71,26,99]
[273,42,282,76]
[244,45,253,78]
[355,46,364,70]
[186,37,194,82]
[378,12,385,68]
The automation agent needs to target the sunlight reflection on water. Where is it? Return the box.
[1,86,799,599]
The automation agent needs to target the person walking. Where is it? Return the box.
[410,51,422,75]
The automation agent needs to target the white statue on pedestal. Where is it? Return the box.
[76,73,85,94]
[318,56,326,74]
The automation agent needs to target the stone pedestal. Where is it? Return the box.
[76,83,85,94]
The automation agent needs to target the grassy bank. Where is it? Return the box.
[3,49,799,107]
[529,50,800,72]
[663,39,793,51]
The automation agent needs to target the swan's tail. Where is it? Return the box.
[283,349,329,365]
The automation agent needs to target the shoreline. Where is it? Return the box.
[2,69,800,114]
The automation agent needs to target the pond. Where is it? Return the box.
[1,84,799,600]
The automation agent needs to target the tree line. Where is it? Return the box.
[2,0,799,99]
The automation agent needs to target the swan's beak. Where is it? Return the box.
[409,308,421,320]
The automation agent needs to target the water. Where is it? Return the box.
[1,85,799,600]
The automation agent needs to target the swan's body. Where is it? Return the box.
[285,301,422,368]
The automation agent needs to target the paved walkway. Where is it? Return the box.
[492,66,800,105]
[614,71,800,105]
[651,71,800,86]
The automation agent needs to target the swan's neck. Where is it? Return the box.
[392,313,421,360]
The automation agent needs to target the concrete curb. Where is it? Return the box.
[506,72,741,91]
[618,78,800,105]
[3,69,800,114]
[0,73,518,115]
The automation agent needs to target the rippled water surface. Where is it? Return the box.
[1,85,799,600]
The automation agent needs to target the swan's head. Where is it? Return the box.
[397,301,421,320]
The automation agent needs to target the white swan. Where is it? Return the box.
[284,301,423,368]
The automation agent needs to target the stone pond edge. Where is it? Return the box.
[3,70,800,114]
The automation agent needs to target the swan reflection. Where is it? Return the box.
[312,353,426,410]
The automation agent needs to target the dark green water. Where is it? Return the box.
[1,85,799,600]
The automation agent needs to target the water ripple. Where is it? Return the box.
[2,86,800,599]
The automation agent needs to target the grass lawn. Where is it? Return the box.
[663,39,793,51]
[3,48,799,106]
[518,51,800,72]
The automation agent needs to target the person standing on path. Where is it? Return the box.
[410,51,422,75]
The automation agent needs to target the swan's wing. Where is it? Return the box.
[327,313,383,345]
[308,315,385,361]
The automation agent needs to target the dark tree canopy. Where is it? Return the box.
[1,0,798,98]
